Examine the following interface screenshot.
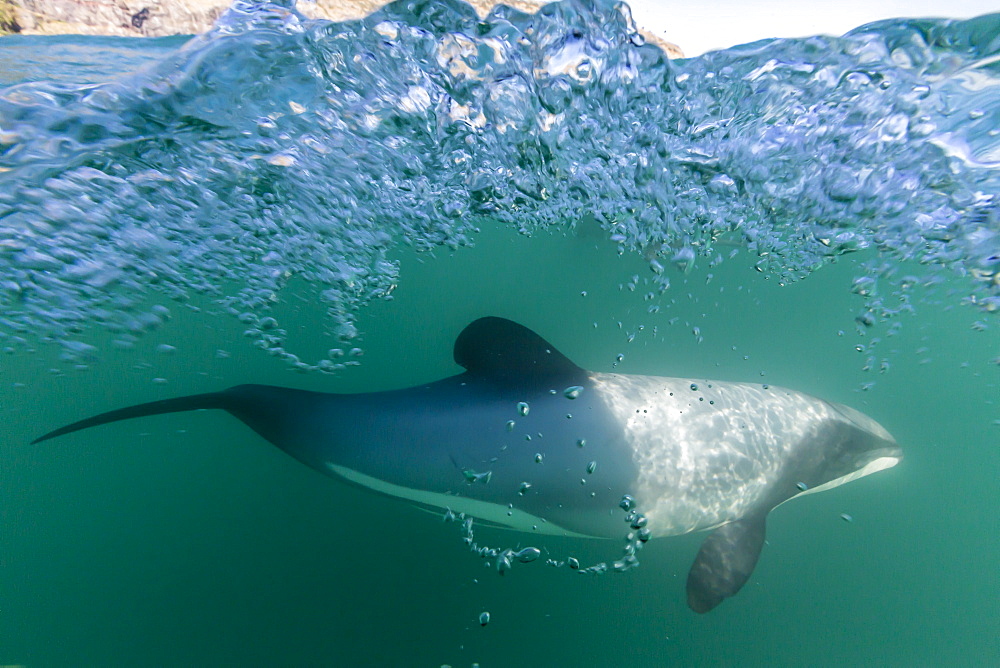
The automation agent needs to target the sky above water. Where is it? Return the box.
[626,0,998,57]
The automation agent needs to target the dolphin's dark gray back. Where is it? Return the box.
[31,318,636,538]
[32,315,587,447]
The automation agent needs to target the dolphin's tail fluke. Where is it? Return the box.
[31,387,250,444]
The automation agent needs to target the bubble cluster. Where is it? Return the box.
[0,0,996,364]
[447,510,543,577]
[446,497,646,579]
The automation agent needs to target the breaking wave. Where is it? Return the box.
[0,0,997,367]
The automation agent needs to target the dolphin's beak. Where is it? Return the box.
[830,402,903,468]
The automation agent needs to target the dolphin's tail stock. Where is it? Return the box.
[31,390,236,444]
[31,384,304,445]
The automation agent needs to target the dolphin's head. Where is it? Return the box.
[833,402,902,461]
[795,403,902,496]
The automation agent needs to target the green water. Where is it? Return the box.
[2,226,997,666]
[1,2,998,664]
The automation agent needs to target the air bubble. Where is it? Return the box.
[496,552,512,575]
[514,547,540,563]
[851,276,876,296]
[462,469,492,484]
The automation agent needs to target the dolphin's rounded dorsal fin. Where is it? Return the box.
[453,317,587,385]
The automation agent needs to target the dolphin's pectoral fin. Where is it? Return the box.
[686,513,767,613]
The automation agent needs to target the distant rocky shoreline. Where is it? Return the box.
[0,0,682,57]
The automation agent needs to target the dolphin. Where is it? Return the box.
[32,316,901,612]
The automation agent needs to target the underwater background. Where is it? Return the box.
[1,0,997,665]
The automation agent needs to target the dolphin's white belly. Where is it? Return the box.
[590,372,839,536]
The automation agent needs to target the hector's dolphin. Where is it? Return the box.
[33,316,901,612]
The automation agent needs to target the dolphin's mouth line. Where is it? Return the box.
[788,454,901,501]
